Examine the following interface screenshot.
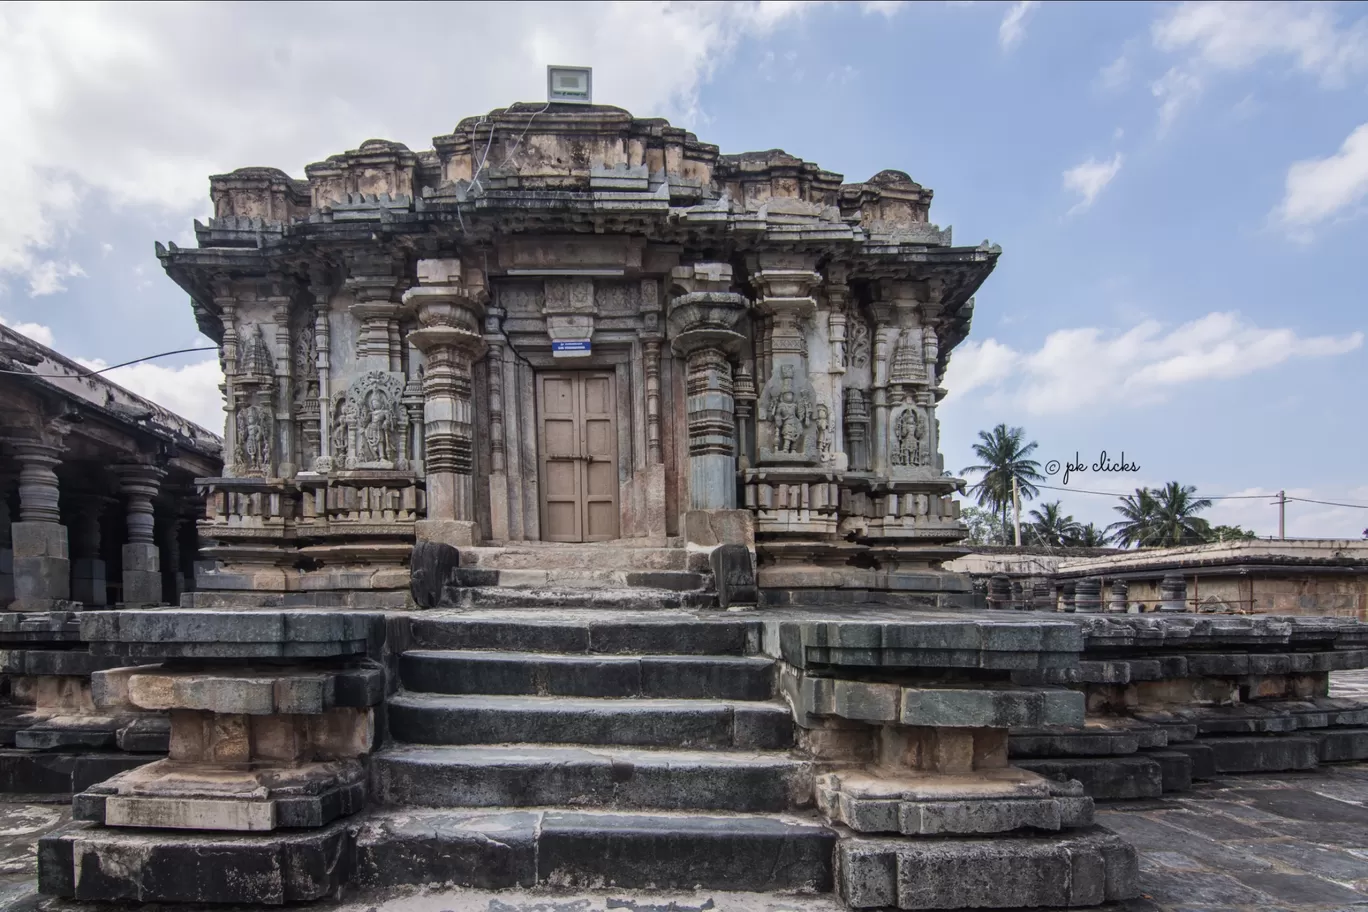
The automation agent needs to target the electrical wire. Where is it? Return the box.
[1030,481,1276,501]
[0,346,217,377]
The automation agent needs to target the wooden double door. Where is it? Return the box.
[537,371,620,542]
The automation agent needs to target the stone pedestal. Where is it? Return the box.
[42,610,384,904]
[1074,577,1103,613]
[1107,578,1129,613]
[778,613,1139,910]
[1159,572,1187,613]
[113,465,166,608]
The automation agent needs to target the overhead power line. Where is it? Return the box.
[0,346,217,378]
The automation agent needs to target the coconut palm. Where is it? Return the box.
[1107,487,1160,548]
[1027,501,1082,547]
[1150,481,1213,547]
[961,424,1043,543]
[1069,522,1111,547]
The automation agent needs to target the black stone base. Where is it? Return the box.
[1015,755,1164,801]
[38,818,352,904]
[354,808,836,894]
[0,749,158,796]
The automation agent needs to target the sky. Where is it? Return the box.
[1,0,1366,540]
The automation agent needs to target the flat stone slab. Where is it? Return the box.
[353,807,836,895]
[1011,717,1169,758]
[1070,613,1368,652]
[81,609,384,659]
[799,677,1083,728]
[121,664,384,715]
[373,744,811,813]
[1015,755,1166,801]
[817,767,1093,835]
[839,825,1138,909]
[72,757,366,830]
[38,817,351,903]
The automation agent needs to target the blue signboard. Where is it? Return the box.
[551,340,592,356]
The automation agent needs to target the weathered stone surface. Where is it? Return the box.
[838,826,1138,909]
[38,818,351,903]
[353,808,539,890]
[373,745,811,813]
[409,539,460,609]
[712,543,758,609]
[1015,755,1165,800]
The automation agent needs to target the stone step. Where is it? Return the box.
[352,807,836,894]
[387,693,794,750]
[372,744,811,812]
[400,650,775,700]
[461,545,704,573]
[1014,755,1164,801]
[442,586,715,611]
[408,613,761,656]
[454,568,709,591]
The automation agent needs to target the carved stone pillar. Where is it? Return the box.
[215,283,240,475]
[308,269,334,472]
[69,495,109,607]
[113,465,166,607]
[844,388,870,473]
[0,475,12,607]
[643,337,663,465]
[159,509,183,607]
[345,252,401,371]
[11,441,70,609]
[1108,578,1129,613]
[667,263,749,511]
[404,259,487,546]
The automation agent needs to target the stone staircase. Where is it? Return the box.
[442,543,720,610]
[358,611,837,894]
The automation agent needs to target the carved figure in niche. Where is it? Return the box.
[237,324,274,378]
[847,321,871,369]
[292,322,319,406]
[359,390,395,463]
[816,404,835,463]
[236,403,272,474]
[337,371,406,469]
[764,366,813,454]
[331,396,349,463]
[891,408,924,467]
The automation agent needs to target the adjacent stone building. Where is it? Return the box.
[0,325,221,611]
[158,102,998,607]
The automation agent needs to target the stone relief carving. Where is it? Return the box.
[847,320,871,370]
[759,365,814,458]
[889,325,928,385]
[235,403,273,475]
[816,404,836,464]
[890,406,925,468]
[237,324,274,378]
[336,371,407,470]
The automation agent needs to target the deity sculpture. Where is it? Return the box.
[359,390,395,464]
[763,366,813,455]
[816,404,835,463]
[891,408,923,467]
[236,403,272,474]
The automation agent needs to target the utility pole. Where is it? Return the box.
[1278,490,1285,540]
[1012,474,1022,547]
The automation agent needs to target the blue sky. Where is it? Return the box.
[1,1,1365,538]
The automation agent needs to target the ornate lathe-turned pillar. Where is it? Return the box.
[0,472,15,607]
[112,464,166,608]
[668,264,750,515]
[10,440,72,611]
[42,610,385,904]
[403,258,487,549]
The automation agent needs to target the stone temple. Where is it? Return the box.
[9,99,1368,910]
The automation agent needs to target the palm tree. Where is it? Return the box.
[1108,487,1160,548]
[1027,501,1081,547]
[1069,522,1111,547]
[961,424,1043,543]
[1150,481,1213,547]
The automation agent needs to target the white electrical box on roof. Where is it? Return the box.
[547,66,592,104]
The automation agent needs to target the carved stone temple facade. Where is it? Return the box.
[160,103,999,606]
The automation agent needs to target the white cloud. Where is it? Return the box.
[1274,122,1368,233]
[998,0,1039,50]
[1151,66,1203,131]
[1062,153,1123,213]
[26,259,85,297]
[860,1,906,15]
[943,311,1363,416]
[77,356,225,433]
[0,314,56,348]
[1153,1,1368,86]
[0,1,828,294]
[1097,54,1131,91]
[1148,2,1368,128]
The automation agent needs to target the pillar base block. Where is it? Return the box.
[415,519,480,548]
